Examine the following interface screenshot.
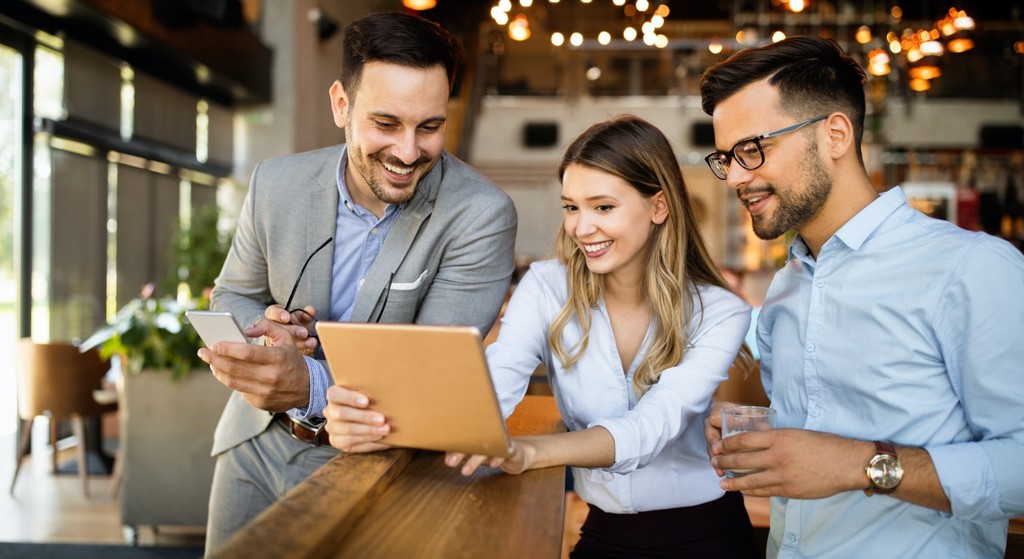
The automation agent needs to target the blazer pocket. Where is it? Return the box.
[389,269,429,292]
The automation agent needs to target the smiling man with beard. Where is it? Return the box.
[198,12,517,554]
[699,37,1024,558]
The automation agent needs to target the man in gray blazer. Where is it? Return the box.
[197,12,517,553]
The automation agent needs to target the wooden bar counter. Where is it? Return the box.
[211,395,566,559]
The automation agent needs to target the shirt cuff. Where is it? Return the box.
[286,356,329,422]
[926,442,998,520]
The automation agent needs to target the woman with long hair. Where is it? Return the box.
[445,115,758,557]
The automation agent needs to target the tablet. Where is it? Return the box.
[317,322,512,457]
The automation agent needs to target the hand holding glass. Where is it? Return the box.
[720,406,776,478]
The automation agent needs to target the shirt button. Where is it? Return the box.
[815,280,825,287]
[809,407,821,418]
[806,343,815,352]
[370,227,378,235]
[783,533,797,544]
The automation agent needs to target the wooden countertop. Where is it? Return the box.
[211,395,566,559]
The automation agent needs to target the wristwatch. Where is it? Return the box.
[864,440,903,496]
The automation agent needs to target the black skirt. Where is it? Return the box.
[570,491,760,559]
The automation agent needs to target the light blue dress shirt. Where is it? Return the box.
[758,186,1024,558]
[290,147,402,421]
[488,259,751,514]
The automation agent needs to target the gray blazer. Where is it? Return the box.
[209,145,518,455]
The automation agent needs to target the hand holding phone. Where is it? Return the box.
[185,310,249,347]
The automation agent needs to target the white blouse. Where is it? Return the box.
[487,259,751,513]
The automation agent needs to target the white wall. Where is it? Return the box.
[881,99,1022,147]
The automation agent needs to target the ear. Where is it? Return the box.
[329,80,348,129]
[824,112,855,161]
[650,191,669,225]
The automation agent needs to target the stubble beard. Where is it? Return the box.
[350,147,420,206]
[750,147,833,240]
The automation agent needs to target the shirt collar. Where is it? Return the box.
[789,186,908,259]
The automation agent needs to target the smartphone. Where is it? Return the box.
[185,310,249,347]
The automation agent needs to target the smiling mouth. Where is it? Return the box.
[382,160,414,176]
[740,188,773,210]
[583,241,612,253]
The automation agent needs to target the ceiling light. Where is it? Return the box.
[908,78,931,92]
[402,0,436,10]
[508,14,530,41]
[855,25,872,44]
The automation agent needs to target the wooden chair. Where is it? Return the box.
[10,338,118,497]
[714,358,770,408]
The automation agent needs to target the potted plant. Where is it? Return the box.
[95,285,207,381]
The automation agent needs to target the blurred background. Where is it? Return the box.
[0,0,1021,547]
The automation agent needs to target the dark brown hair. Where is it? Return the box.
[700,36,867,155]
[341,12,465,103]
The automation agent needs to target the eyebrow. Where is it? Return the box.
[560,194,619,202]
[368,111,447,126]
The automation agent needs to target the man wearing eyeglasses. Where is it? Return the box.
[699,37,1024,558]
[197,12,517,554]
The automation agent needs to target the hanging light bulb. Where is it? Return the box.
[867,48,890,76]
[598,31,611,45]
[403,0,437,10]
[551,32,564,46]
[623,27,637,41]
[508,13,531,41]
[570,32,583,47]
[855,25,872,44]
[908,77,931,92]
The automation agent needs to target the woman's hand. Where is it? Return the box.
[444,439,536,476]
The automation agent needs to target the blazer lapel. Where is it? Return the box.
[303,152,340,317]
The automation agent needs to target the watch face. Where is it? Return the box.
[869,455,904,489]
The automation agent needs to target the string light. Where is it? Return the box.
[487,0,672,49]
[862,6,976,93]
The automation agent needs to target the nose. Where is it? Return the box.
[393,129,419,165]
[570,210,597,238]
[724,158,753,190]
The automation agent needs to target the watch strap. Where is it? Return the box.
[873,440,896,458]
[864,440,900,496]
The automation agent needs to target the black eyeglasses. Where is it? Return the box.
[284,237,333,338]
[704,115,827,180]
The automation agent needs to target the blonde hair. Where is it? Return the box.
[548,115,749,395]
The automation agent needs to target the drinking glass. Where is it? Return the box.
[721,405,776,478]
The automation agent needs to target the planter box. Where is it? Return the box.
[118,368,231,535]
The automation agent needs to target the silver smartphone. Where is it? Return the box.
[185,310,249,347]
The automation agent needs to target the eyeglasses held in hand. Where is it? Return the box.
[704,115,827,180]
[284,237,333,338]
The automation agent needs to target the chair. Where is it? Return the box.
[10,338,118,497]
[713,359,770,407]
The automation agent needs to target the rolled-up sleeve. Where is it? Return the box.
[929,238,1024,520]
